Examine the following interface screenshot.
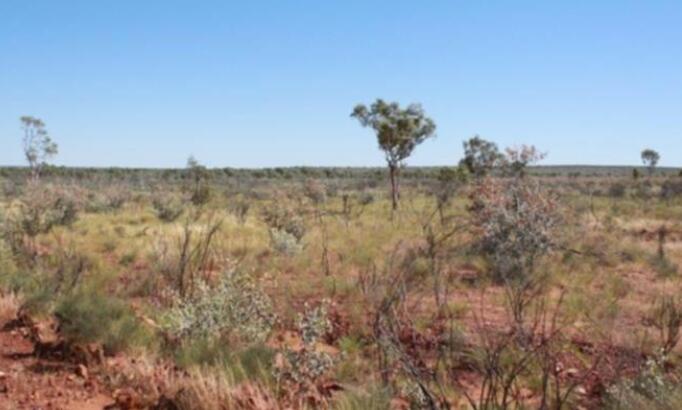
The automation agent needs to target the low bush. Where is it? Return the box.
[227,197,250,224]
[162,270,275,345]
[85,187,130,213]
[55,286,153,353]
[152,194,185,222]
[605,355,682,410]
[661,179,682,199]
[608,182,627,198]
[268,228,303,256]
[261,200,306,243]
[274,301,335,407]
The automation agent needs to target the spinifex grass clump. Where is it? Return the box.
[55,285,152,353]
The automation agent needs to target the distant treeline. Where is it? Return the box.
[0,164,679,185]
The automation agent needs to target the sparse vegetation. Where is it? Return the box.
[1,122,681,410]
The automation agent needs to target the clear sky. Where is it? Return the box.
[1,1,680,168]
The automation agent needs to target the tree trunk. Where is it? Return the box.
[389,164,399,211]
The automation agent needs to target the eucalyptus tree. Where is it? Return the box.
[20,116,58,182]
[641,149,660,176]
[351,99,436,210]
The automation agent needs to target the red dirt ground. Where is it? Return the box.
[0,318,114,410]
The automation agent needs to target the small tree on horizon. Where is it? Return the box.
[351,99,436,210]
[459,135,503,178]
[185,155,211,206]
[641,149,660,176]
[20,116,58,182]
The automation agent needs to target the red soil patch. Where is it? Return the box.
[0,318,114,409]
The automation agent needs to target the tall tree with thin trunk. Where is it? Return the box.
[20,116,58,182]
[641,149,660,176]
[351,99,436,210]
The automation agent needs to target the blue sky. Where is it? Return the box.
[1,1,680,168]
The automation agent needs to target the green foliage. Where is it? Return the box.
[650,255,679,278]
[641,149,661,175]
[186,156,212,206]
[646,296,682,355]
[152,194,185,222]
[471,178,560,283]
[335,386,392,410]
[351,100,436,168]
[470,176,561,327]
[21,116,58,181]
[605,355,682,410]
[0,185,77,262]
[460,135,503,178]
[85,186,129,213]
[268,228,303,256]
[262,199,306,252]
[55,286,152,353]
[351,99,436,209]
[17,184,78,235]
[162,270,275,344]
[274,301,335,403]
[0,239,19,287]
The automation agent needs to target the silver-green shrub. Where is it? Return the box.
[275,301,334,398]
[268,228,303,256]
[162,270,275,344]
[604,354,682,410]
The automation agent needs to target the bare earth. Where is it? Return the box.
[0,318,113,410]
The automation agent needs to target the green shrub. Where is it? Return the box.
[191,184,212,206]
[261,200,306,243]
[15,185,79,235]
[174,338,274,385]
[55,287,152,353]
[268,228,303,256]
[0,239,18,279]
[119,250,137,266]
[608,182,627,198]
[84,187,129,213]
[152,194,185,222]
[162,270,275,344]
[605,355,682,410]
[335,386,392,410]
[174,336,233,368]
[650,255,679,278]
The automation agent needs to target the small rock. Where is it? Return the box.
[566,367,579,377]
[76,364,89,379]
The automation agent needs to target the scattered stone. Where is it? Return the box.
[76,364,89,379]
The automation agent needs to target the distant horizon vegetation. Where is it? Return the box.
[1,164,680,178]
